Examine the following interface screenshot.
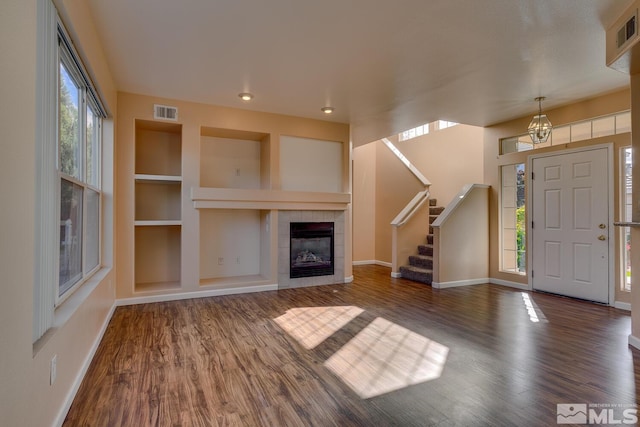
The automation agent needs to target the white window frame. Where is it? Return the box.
[621,146,632,292]
[34,0,106,341]
[56,31,103,304]
[499,163,526,275]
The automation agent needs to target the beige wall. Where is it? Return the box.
[394,124,485,206]
[352,143,377,262]
[0,1,117,426]
[484,89,631,304]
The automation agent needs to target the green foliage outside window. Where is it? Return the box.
[516,205,526,271]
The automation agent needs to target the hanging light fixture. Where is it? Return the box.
[527,96,552,144]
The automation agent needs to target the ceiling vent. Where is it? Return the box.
[153,104,178,121]
[606,3,640,73]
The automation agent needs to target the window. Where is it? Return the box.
[622,147,632,291]
[501,164,526,274]
[57,30,103,301]
[499,111,631,154]
[397,120,458,142]
[34,0,108,345]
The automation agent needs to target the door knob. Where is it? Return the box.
[598,235,606,241]
[599,224,606,229]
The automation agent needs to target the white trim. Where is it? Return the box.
[432,278,489,289]
[490,278,531,290]
[352,260,377,265]
[432,184,490,228]
[380,138,431,187]
[614,301,632,311]
[391,190,430,227]
[391,272,402,278]
[628,334,640,350]
[33,0,58,343]
[116,284,279,306]
[352,260,394,269]
[344,276,354,283]
[54,302,116,427]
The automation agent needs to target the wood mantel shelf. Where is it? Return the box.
[191,187,351,210]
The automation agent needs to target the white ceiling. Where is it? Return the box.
[86,0,634,145]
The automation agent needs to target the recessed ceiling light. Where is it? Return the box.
[321,107,334,114]
[239,92,254,101]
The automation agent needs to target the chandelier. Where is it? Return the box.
[528,96,552,144]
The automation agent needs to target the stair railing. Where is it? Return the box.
[431,184,490,288]
[382,137,432,277]
[390,189,431,277]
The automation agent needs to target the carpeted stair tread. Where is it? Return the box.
[418,244,433,256]
[399,198,442,286]
[399,265,433,284]
[409,254,433,269]
[430,206,445,215]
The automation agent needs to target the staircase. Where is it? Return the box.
[399,199,444,285]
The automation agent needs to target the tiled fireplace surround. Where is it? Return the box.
[278,210,345,289]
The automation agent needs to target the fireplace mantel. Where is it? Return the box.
[191,187,350,211]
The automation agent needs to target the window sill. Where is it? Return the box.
[33,267,112,356]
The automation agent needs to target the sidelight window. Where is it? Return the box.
[501,163,526,274]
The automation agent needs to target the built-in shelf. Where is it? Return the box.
[191,187,351,210]
[134,281,181,293]
[135,180,181,221]
[134,119,182,293]
[135,174,182,183]
[200,126,270,190]
[134,220,182,226]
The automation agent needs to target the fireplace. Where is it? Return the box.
[290,222,334,278]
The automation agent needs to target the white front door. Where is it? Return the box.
[531,147,610,303]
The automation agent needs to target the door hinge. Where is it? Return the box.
[531,270,534,278]
[531,221,534,229]
[531,172,535,180]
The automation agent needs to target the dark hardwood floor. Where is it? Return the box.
[64,265,640,426]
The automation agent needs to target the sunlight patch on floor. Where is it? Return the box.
[324,317,449,399]
[521,293,548,323]
[273,306,364,349]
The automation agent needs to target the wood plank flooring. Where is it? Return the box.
[64,265,640,426]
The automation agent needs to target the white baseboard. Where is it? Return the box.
[490,278,530,290]
[432,278,489,289]
[391,272,402,278]
[614,301,632,311]
[54,302,116,427]
[629,334,640,350]
[352,260,392,268]
[352,260,376,266]
[116,284,279,306]
[344,276,354,283]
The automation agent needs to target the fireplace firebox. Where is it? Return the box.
[290,222,334,278]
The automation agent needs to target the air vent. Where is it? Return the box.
[606,3,640,73]
[153,104,178,121]
[617,15,637,49]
